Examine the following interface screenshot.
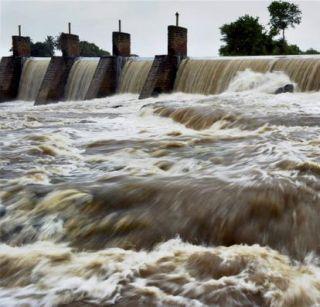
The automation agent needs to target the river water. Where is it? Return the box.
[1,70,320,306]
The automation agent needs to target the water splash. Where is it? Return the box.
[226,69,295,93]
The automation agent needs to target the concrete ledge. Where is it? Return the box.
[139,55,179,99]
[35,56,76,105]
[0,56,23,103]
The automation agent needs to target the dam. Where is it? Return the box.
[2,17,320,105]
[6,55,320,104]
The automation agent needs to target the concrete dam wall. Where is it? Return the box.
[1,20,320,105]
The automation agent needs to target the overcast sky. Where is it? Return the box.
[1,0,320,57]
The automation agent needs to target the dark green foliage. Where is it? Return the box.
[79,41,110,57]
[303,48,320,55]
[268,1,302,40]
[219,15,273,56]
[30,36,55,57]
[282,44,300,55]
[55,35,110,57]
[219,1,318,56]
[271,40,301,55]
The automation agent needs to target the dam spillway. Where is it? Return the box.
[10,56,320,104]
[64,58,99,101]
[17,58,50,101]
[174,57,320,94]
[119,59,152,93]
[3,27,320,104]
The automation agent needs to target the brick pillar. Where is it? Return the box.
[112,32,130,57]
[168,26,187,57]
[139,24,188,99]
[12,36,31,57]
[60,33,80,57]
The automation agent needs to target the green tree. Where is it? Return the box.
[54,35,110,57]
[271,40,301,55]
[303,48,320,55]
[30,36,55,57]
[219,15,272,56]
[268,1,302,41]
[79,41,110,57]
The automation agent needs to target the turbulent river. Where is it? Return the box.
[1,70,320,306]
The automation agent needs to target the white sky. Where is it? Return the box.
[1,0,320,57]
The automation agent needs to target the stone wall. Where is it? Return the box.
[139,55,179,99]
[35,57,75,105]
[0,57,22,102]
[112,32,130,57]
[168,26,187,57]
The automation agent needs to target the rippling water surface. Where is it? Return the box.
[2,71,320,306]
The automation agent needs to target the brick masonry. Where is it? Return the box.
[35,57,75,105]
[60,33,80,58]
[0,56,23,102]
[168,26,187,57]
[139,55,179,99]
[12,36,31,57]
[112,32,130,57]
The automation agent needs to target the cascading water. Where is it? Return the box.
[174,56,320,94]
[272,57,320,92]
[17,58,50,101]
[119,59,152,93]
[64,58,99,101]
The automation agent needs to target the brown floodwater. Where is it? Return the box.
[2,70,320,306]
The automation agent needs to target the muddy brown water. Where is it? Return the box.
[2,69,320,305]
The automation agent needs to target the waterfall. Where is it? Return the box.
[271,58,320,92]
[17,58,50,101]
[64,58,99,101]
[119,60,152,93]
[174,57,320,94]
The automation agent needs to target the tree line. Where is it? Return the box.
[28,35,110,57]
[220,0,319,56]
